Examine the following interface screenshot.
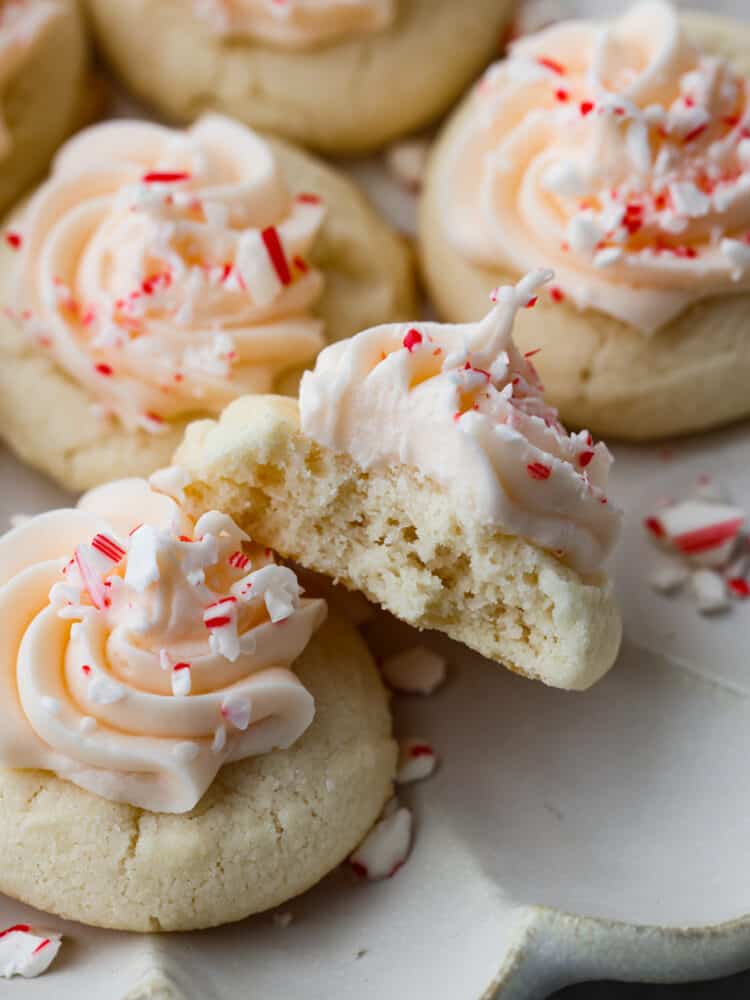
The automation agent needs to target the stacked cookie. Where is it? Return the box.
[0,0,743,944]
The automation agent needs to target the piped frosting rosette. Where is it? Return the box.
[441,1,750,332]
[0,471,326,813]
[300,269,621,577]
[193,0,394,48]
[9,114,325,433]
[0,1,59,160]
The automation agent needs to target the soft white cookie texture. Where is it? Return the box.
[0,131,415,491]
[0,0,87,215]
[176,395,622,691]
[83,0,515,156]
[0,613,396,931]
[420,8,750,440]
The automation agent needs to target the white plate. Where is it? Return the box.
[5,48,750,1000]
[4,384,750,1000]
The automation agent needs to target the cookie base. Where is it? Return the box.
[419,12,750,442]
[0,615,396,932]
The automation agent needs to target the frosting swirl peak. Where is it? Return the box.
[300,270,621,576]
[9,114,325,433]
[0,473,326,813]
[442,1,750,332]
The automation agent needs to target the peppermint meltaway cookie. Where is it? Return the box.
[0,114,414,491]
[83,0,515,156]
[420,1,750,440]
[177,270,623,691]
[0,0,87,215]
[0,473,395,931]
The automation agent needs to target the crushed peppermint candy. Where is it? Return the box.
[396,740,438,784]
[349,800,412,880]
[644,477,750,614]
[0,925,61,979]
[462,2,750,332]
[380,646,447,695]
[12,118,326,434]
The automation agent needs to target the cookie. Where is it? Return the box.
[419,3,750,440]
[0,115,415,491]
[0,475,396,931]
[83,0,515,156]
[177,271,623,691]
[0,0,88,217]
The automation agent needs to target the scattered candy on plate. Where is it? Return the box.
[0,925,61,979]
[396,740,438,785]
[644,477,750,614]
[349,799,412,881]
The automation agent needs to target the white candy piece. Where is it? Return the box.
[381,646,447,695]
[384,138,430,191]
[349,802,412,880]
[649,562,689,595]
[396,739,438,784]
[0,925,61,979]
[221,694,251,731]
[171,663,192,697]
[652,499,744,568]
[691,569,729,614]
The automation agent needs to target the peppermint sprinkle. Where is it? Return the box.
[171,662,192,697]
[527,462,552,480]
[402,328,423,352]
[212,722,227,752]
[221,694,251,731]
[349,802,412,881]
[4,231,21,250]
[91,533,125,564]
[396,740,438,784]
[0,925,62,979]
[261,226,292,286]
[228,550,250,571]
[141,171,191,184]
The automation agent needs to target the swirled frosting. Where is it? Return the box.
[441,1,750,333]
[300,270,621,577]
[0,472,326,813]
[8,114,325,433]
[0,1,59,161]
[193,0,394,49]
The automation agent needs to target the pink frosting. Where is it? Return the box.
[0,473,326,813]
[7,114,325,433]
[441,1,750,333]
